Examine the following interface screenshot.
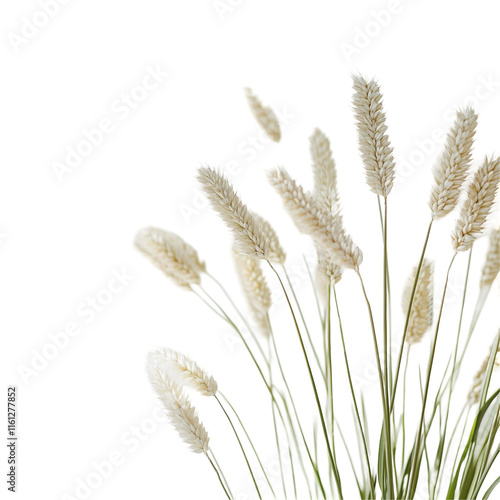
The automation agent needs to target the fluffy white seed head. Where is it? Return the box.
[467,342,500,406]
[402,259,434,345]
[429,108,478,219]
[233,248,272,336]
[135,227,205,288]
[480,227,500,288]
[148,348,218,397]
[245,88,281,142]
[198,166,285,263]
[317,252,343,286]
[146,364,209,454]
[452,157,500,252]
[268,167,363,270]
[352,75,395,197]
[310,128,338,211]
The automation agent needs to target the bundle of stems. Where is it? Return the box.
[136,79,500,499]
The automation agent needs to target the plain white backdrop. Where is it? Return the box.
[1,1,500,499]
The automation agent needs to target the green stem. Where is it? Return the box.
[390,219,433,412]
[356,270,393,499]
[434,248,472,497]
[219,393,276,498]
[268,261,343,499]
[268,317,324,498]
[407,252,457,498]
[283,265,326,384]
[333,286,376,498]
[206,450,232,500]
[215,395,262,499]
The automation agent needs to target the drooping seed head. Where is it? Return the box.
[135,227,205,288]
[245,88,281,142]
[268,167,362,269]
[198,166,285,263]
[148,348,218,397]
[146,363,209,454]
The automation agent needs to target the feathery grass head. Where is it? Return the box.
[402,259,434,345]
[352,75,395,198]
[467,344,500,406]
[317,252,343,286]
[148,348,218,397]
[197,166,285,263]
[268,167,363,269]
[135,227,205,288]
[233,248,272,336]
[480,227,500,288]
[245,88,281,142]
[310,128,338,211]
[146,363,209,454]
[429,108,478,219]
[451,156,500,252]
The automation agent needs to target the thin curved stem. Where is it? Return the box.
[268,261,343,499]
[206,450,232,500]
[215,395,262,499]
[391,219,433,412]
[407,252,457,498]
[219,392,276,498]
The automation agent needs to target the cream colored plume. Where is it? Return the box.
[480,227,500,288]
[402,259,434,345]
[198,166,285,263]
[233,248,272,336]
[310,128,338,211]
[147,364,209,454]
[352,75,395,197]
[135,227,205,288]
[245,88,281,142]
[148,348,218,397]
[452,157,500,252]
[467,341,500,406]
[429,108,478,219]
[268,167,363,269]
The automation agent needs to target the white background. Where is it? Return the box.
[1,1,500,499]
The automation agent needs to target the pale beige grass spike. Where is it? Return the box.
[268,167,363,269]
[467,342,500,406]
[135,227,205,288]
[245,88,281,142]
[233,248,272,336]
[480,227,500,288]
[148,348,218,397]
[352,75,395,197]
[147,364,209,454]
[198,166,285,263]
[452,157,500,252]
[310,128,338,211]
[402,259,434,345]
[429,108,478,218]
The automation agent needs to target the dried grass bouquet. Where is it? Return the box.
[135,76,500,500]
